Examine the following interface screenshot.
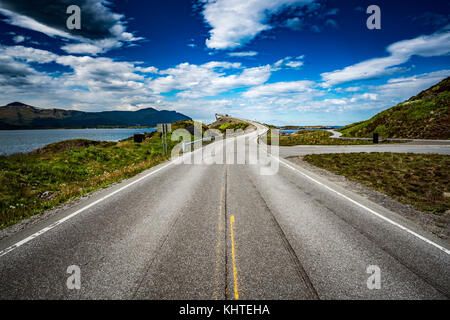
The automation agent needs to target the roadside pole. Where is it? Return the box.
[157,123,171,155]
[163,124,167,155]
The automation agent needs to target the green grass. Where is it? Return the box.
[303,153,450,215]
[217,122,249,132]
[0,130,187,229]
[339,77,450,139]
[266,130,394,146]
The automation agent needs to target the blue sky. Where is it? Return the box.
[0,0,449,125]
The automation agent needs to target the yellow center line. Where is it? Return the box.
[230,215,239,300]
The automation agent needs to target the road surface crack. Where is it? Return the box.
[246,171,320,300]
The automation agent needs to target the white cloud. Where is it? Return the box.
[373,69,450,99]
[228,51,259,57]
[243,80,314,98]
[202,0,314,50]
[285,60,303,68]
[0,45,58,64]
[61,43,103,56]
[12,35,27,43]
[344,86,361,92]
[360,93,378,100]
[0,8,77,39]
[1,38,448,125]
[150,61,271,98]
[201,61,242,69]
[273,55,304,70]
[323,98,346,105]
[55,55,146,91]
[0,1,143,55]
[349,93,377,102]
[136,66,159,74]
[321,30,450,86]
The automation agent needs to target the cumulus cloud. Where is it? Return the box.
[349,93,377,102]
[0,0,143,54]
[149,61,271,98]
[0,45,58,63]
[0,43,275,114]
[321,30,450,86]
[1,30,448,124]
[372,70,450,100]
[0,44,158,111]
[0,45,58,90]
[0,7,76,39]
[61,43,103,55]
[243,80,314,98]
[201,0,314,50]
[136,66,159,74]
[295,70,450,114]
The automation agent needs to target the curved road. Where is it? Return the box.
[279,143,450,158]
[0,122,449,299]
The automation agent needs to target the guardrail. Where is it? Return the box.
[180,131,247,153]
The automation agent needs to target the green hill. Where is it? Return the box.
[339,77,450,139]
[0,102,191,129]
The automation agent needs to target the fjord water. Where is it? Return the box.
[279,127,342,135]
[0,128,157,155]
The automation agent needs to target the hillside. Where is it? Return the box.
[0,102,191,129]
[339,77,450,139]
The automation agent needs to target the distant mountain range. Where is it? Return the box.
[0,102,191,129]
[340,77,450,139]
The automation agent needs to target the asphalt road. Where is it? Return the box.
[0,123,449,299]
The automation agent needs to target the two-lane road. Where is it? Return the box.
[0,123,448,299]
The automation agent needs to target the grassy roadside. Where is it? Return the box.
[303,153,450,215]
[266,129,398,146]
[0,118,247,229]
[0,132,174,229]
[0,118,213,229]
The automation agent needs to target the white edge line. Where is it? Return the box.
[273,156,450,255]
